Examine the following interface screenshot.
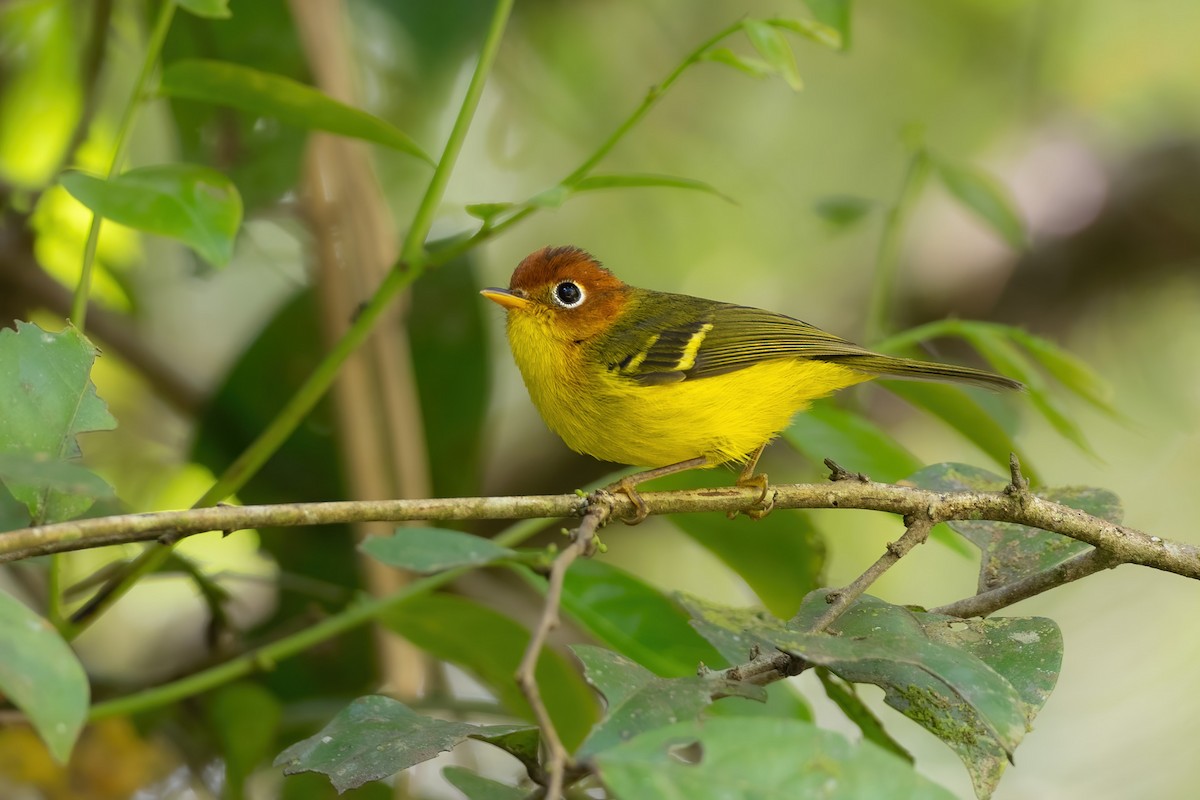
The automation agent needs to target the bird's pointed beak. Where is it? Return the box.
[480,287,531,311]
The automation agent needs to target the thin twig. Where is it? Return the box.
[515,498,612,798]
[809,516,934,633]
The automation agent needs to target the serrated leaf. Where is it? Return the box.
[274,696,530,793]
[742,20,803,90]
[380,593,597,750]
[177,0,230,18]
[442,767,526,800]
[813,194,874,229]
[594,718,956,800]
[932,156,1026,249]
[702,47,773,78]
[61,165,242,267]
[907,463,1115,592]
[0,322,116,524]
[0,589,89,763]
[160,59,432,164]
[883,381,1033,482]
[359,528,521,573]
[573,645,765,758]
[553,559,723,677]
[574,173,733,203]
[647,469,825,617]
[800,0,852,48]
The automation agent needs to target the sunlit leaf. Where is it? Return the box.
[932,156,1026,249]
[594,718,956,800]
[0,589,89,763]
[0,322,116,524]
[274,696,529,793]
[743,20,803,90]
[60,165,242,267]
[160,60,432,164]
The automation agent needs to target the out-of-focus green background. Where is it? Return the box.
[2,1,1199,797]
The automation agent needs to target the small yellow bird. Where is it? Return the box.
[482,246,1020,520]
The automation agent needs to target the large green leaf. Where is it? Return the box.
[572,645,765,759]
[61,165,242,267]
[0,322,115,524]
[160,59,432,164]
[647,469,825,618]
[380,593,598,750]
[551,559,723,677]
[907,463,1115,592]
[0,589,89,763]
[594,718,956,800]
[359,528,524,574]
[274,696,529,793]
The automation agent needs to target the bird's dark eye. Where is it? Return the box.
[553,281,585,308]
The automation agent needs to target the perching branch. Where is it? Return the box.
[5,475,1197,580]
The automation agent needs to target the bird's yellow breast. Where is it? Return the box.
[504,309,868,468]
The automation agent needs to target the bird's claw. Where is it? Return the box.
[727,472,776,521]
[607,479,651,525]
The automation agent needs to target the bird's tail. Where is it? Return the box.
[826,353,1024,392]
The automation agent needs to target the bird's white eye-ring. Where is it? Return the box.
[553,281,585,308]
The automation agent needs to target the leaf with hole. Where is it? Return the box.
[594,717,956,800]
[0,588,89,763]
[572,645,765,759]
[906,463,1116,592]
[160,60,432,164]
[0,322,116,524]
[274,696,531,793]
[61,165,242,267]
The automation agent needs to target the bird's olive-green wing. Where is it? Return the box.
[596,293,874,386]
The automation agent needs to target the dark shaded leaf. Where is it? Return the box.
[906,463,1115,591]
[443,767,526,800]
[359,528,522,574]
[160,60,432,164]
[648,469,825,618]
[0,588,88,763]
[813,194,874,229]
[932,156,1026,249]
[594,718,956,800]
[206,682,281,794]
[60,165,242,266]
[742,20,803,90]
[381,593,598,750]
[785,401,921,483]
[274,696,529,792]
[573,645,765,759]
[0,323,116,524]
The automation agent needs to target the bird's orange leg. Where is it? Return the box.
[729,443,775,520]
[607,456,708,525]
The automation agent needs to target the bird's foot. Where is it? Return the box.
[606,477,651,525]
[727,472,776,521]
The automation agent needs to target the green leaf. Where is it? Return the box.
[883,381,1033,482]
[742,20,804,90]
[784,401,922,483]
[646,469,825,617]
[769,15,844,50]
[554,559,723,677]
[274,696,530,793]
[800,0,852,48]
[380,593,598,750]
[464,202,513,223]
[359,528,523,574]
[160,59,432,164]
[573,173,733,203]
[573,645,765,759]
[177,0,231,19]
[0,482,30,533]
[206,682,281,796]
[0,589,89,763]
[817,669,913,763]
[932,156,1026,249]
[1008,328,1122,419]
[0,322,116,524]
[813,194,874,229]
[407,254,491,497]
[594,718,956,800]
[906,463,1114,591]
[442,767,526,800]
[60,165,242,267]
[702,47,774,78]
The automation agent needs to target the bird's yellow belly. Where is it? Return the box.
[516,336,867,468]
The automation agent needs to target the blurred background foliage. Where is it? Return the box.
[1,0,1199,798]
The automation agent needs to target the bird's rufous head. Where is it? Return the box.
[481,246,631,341]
